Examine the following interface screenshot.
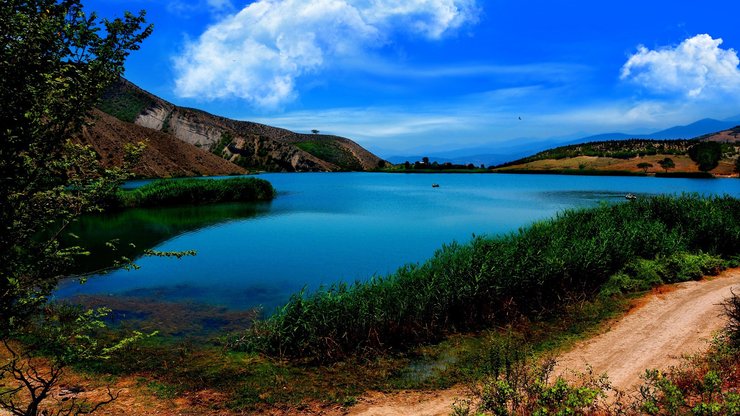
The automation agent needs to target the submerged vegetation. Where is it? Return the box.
[240,195,739,361]
[114,177,275,208]
[62,201,270,275]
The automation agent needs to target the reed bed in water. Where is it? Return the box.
[241,194,740,361]
[115,177,275,208]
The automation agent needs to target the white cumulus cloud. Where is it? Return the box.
[621,34,740,98]
[173,0,479,108]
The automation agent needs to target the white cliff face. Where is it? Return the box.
[167,112,223,149]
[136,105,222,150]
[135,105,169,131]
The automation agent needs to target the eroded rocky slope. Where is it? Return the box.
[79,109,245,178]
[99,79,385,172]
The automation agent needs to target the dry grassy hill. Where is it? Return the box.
[495,129,740,177]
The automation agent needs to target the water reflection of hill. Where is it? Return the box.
[62,201,272,275]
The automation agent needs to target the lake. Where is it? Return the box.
[55,173,739,315]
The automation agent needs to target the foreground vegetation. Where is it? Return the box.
[1,1,153,415]
[7,194,739,414]
[241,195,739,362]
[113,177,275,208]
[453,292,740,415]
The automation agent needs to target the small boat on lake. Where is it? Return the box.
[625,193,637,200]
[432,183,440,188]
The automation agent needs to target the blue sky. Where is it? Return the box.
[88,0,740,154]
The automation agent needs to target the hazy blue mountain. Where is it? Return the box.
[385,118,740,167]
[648,118,737,139]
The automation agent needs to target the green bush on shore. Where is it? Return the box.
[239,194,740,361]
[114,177,275,208]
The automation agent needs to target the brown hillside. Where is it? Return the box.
[700,126,740,143]
[78,110,245,178]
[101,79,385,172]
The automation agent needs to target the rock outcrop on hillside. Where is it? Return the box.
[79,109,245,178]
[99,79,386,172]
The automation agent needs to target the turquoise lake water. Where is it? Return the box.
[55,173,739,313]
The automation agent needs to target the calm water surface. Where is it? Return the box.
[55,173,739,312]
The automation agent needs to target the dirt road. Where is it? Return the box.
[555,268,740,391]
[347,268,740,416]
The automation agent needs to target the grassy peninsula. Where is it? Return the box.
[113,177,275,208]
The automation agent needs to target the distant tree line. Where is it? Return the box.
[401,157,487,171]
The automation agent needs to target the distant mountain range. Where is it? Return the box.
[85,79,385,177]
[386,117,740,167]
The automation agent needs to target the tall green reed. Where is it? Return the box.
[115,177,275,208]
[241,195,739,361]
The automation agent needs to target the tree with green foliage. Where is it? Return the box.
[311,129,320,134]
[1,1,152,414]
[689,142,723,172]
[1,0,152,332]
[637,162,653,173]
[657,157,675,173]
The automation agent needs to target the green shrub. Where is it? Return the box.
[600,272,652,297]
[661,252,725,283]
[624,258,666,286]
[724,292,740,347]
[294,140,363,171]
[456,341,613,416]
[600,252,725,297]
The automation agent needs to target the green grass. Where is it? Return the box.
[211,132,234,156]
[98,85,155,123]
[145,380,181,399]
[85,283,632,412]
[294,140,363,171]
[115,177,275,208]
[239,194,739,362]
